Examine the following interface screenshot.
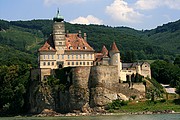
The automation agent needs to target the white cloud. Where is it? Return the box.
[70,15,103,25]
[106,0,143,23]
[135,0,180,10]
[44,0,86,6]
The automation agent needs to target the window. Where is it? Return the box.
[43,62,46,66]
[62,55,64,59]
[58,55,60,59]
[76,55,78,59]
[48,62,50,66]
[76,62,78,65]
[52,62,54,65]
[91,62,93,65]
[83,62,85,65]
[68,55,70,59]
[43,55,46,59]
[80,55,82,59]
[68,62,70,65]
[72,62,74,65]
[83,47,87,49]
[83,54,85,59]
[69,46,73,49]
[80,62,82,65]
[52,55,54,59]
[87,62,89,65]
[87,54,89,59]
[48,55,50,59]
[77,46,81,49]
[72,55,74,59]
[59,42,62,45]
[90,54,92,59]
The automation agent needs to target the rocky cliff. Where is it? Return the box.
[29,66,145,113]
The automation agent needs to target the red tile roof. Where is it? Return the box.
[110,42,119,53]
[94,53,103,62]
[101,45,109,57]
[65,33,94,52]
[39,33,94,52]
[39,35,56,52]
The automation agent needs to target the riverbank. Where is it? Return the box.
[1,99,179,117]
[33,99,180,117]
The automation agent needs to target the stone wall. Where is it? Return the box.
[29,66,145,113]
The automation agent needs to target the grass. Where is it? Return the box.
[109,99,180,113]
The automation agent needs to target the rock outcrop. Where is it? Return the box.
[29,66,145,113]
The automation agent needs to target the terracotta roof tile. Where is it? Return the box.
[94,53,103,62]
[39,33,94,52]
[65,33,94,52]
[101,45,109,57]
[39,35,56,52]
[110,42,119,53]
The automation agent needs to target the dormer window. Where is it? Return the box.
[69,46,73,49]
[49,47,52,50]
[77,46,81,49]
[83,47,87,50]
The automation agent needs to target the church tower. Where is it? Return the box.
[53,9,66,51]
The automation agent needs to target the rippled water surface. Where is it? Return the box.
[1,114,180,120]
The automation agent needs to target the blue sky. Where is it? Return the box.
[0,0,180,30]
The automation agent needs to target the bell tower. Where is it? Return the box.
[53,9,66,50]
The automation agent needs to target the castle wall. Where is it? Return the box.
[89,66,119,108]
[69,67,91,112]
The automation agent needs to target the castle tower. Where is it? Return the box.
[53,9,66,51]
[109,42,122,80]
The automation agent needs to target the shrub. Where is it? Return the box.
[107,100,128,110]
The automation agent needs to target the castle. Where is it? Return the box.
[36,10,151,82]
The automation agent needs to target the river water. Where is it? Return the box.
[0,114,180,120]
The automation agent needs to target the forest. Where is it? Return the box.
[0,19,180,114]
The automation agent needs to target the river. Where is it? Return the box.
[0,114,180,120]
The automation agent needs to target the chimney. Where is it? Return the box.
[84,33,87,41]
[78,30,81,37]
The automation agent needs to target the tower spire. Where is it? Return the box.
[53,8,64,22]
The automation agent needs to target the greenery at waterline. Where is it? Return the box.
[107,99,180,113]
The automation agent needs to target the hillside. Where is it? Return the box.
[0,19,180,62]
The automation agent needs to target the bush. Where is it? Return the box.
[107,100,128,110]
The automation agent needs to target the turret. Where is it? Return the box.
[109,42,121,67]
[109,42,122,80]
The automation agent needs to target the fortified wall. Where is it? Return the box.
[29,66,145,113]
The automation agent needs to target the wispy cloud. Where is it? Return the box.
[106,0,143,23]
[70,15,103,25]
[44,0,86,6]
[135,0,180,10]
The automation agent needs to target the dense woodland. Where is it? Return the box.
[0,19,180,114]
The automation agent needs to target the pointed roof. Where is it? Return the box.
[101,45,108,57]
[110,42,119,53]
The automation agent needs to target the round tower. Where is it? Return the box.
[53,9,66,50]
[109,42,122,80]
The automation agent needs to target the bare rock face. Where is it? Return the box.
[90,87,118,107]
[117,93,129,101]
[29,81,55,113]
